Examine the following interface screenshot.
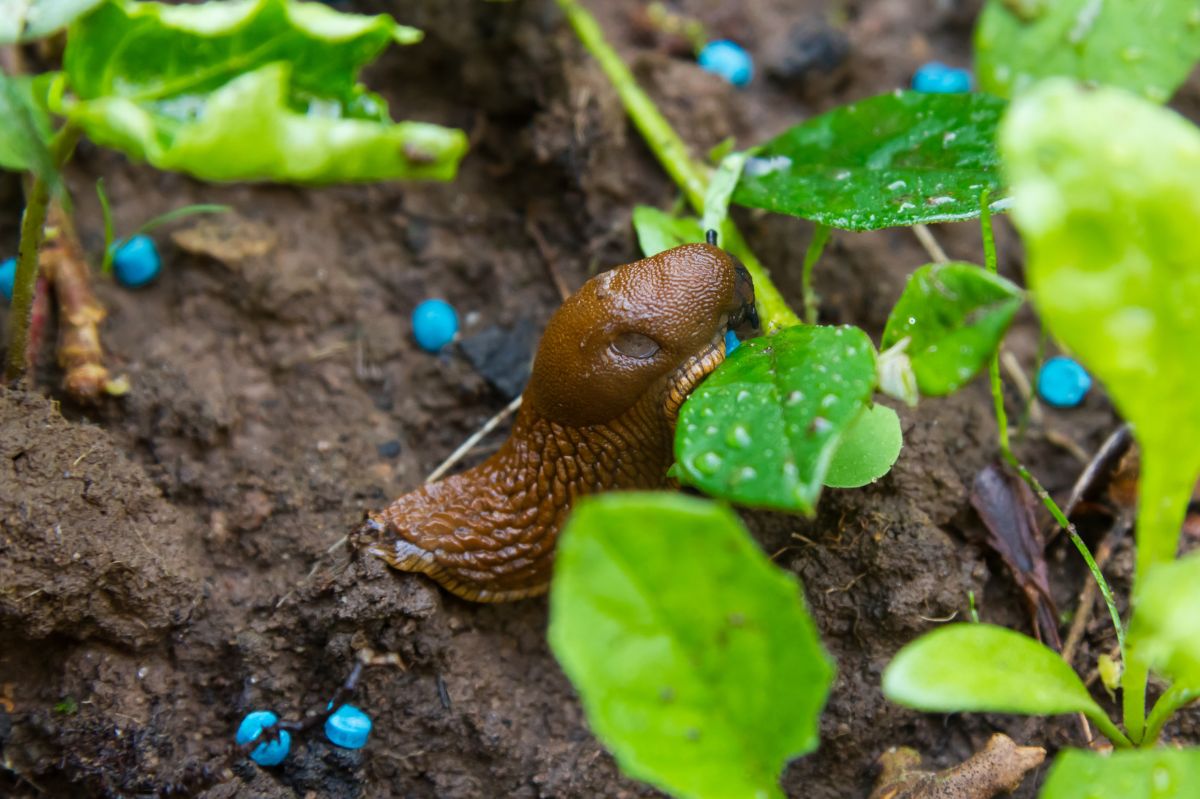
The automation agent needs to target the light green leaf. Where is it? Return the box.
[732,92,1009,231]
[975,0,1200,103]
[1040,747,1200,799]
[1127,551,1200,689]
[549,493,834,799]
[1001,80,1200,581]
[702,151,748,234]
[881,261,1023,396]
[675,325,877,514]
[0,0,104,43]
[55,0,465,183]
[825,404,902,488]
[883,624,1120,738]
[632,206,706,258]
[0,73,55,178]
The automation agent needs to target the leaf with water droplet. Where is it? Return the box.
[976,0,1200,103]
[675,325,879,513]
[1039,747,1200,799]
[881,261,1023,396]
[824,404,903,488]
[732,92,1009,231]
[549,493,834,799]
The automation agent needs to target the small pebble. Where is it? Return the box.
[911,61,972,93]
[377,439,402,459]
[698,40,754,87]
[235,710,290,767]
[111,235,162,288]
[1038,356,1092,408]
[412,298,459,353]
[725,329,740,355]
[325,704,372,750]
[0,257,15,301]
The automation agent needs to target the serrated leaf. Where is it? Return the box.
[975,0,1200,104]
[824,404,902,488]
[1127,551,1200,690]
[881,261,1023,396]
[675,325,877,514]
[55,0,465,183]
[732,91,1009,231]
[883,624,1110,726]
[0,73,55,178]
[0,0,104,43]
[633,206,705,257]
[1001,80,1200,581]
[549,492,834,799]
[1039,748,1200,799]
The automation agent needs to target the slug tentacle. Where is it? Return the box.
[355,243,756,602]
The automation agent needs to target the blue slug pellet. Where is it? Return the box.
[412,298,459,352]
[1038,356,1092,408]
[325,704,372,750]
[0,257,15,301]
[112,235,162,288]
[725,329,740,355]
[912,62,972,93]
[698,40,754,87]
[236,710,291,766]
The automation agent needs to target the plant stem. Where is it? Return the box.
[554,0,800,332]
[801,224,831,325]
[1143,684,1200,745]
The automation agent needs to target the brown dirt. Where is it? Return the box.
[1,1,1196,797]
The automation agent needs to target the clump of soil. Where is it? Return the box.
[1,1,1196,797]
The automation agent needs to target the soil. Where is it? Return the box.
[2,1,1197,797]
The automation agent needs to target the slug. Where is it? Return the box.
[352,241,757,602]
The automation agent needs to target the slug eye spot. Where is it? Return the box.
[611,332,661,360]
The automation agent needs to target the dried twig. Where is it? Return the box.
[425,395,523,484]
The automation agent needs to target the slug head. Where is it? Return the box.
[525,242,756,428]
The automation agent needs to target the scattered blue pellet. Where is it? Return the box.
[111,235,162,288]
[236,710,291,767]
[912,61,972,93]
[698,40,754,87]
[0,257,15,301]
[725,329,740,355]
[1038,356,1092,408]
[325,704,372,750]
[412,298,459,353]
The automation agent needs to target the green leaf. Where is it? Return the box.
[975,0,1200,104]
[548,492,834,799]
[702,151,748,234]
[675,325,877,514]
[0,0,104,43]
[1001,80,1200,581]
[55,0,466,183]
[732,92,1009,231]
[0,73,55,178]
[632,206,706,258]
[883,624,1114,729]
[824,404,902,488]
[1127,551,1200,689]
[1040,747,1200,799]
[881,261,1023,396]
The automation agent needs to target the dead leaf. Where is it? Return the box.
[871,733,1046,799]
[172,214,277,263]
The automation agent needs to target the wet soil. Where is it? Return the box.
[2,1,1197,797]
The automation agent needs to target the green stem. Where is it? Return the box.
[1143,684,1200,745]
[1122,659,1148,745]
[801,224,831,325]
[555,0,800,332]
[1089,711,1134,749]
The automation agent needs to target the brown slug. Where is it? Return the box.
[352,242,757,602]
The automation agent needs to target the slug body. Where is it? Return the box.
[354,243,756,602]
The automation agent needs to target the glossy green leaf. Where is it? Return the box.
[0,0,104,43]
[549,493,834,799]
[675,325,877,514]
[1002,80,1200,581]
[0,74,54,178]
[54,0,466,183]
[633,206,705,258]
[1040,748,1200,799]
[1127,551,1200,689]
[975,0,1200,104]
[881,261,1023,396]
[824,404,902,488]
[884,624,1113,729]
[732,92,1009,231]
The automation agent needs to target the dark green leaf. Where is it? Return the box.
[1127,551,1200,690]
[881,261,1023,396]
[0,73,55,178]
[632,206,705,257]
[975,0,1200,103]
[824,404,902,488]
[675,325,877,513]
[732,92,1009,231]
[1040,747,1200,799]
[549,492,834,799]
[0,0,104,43]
